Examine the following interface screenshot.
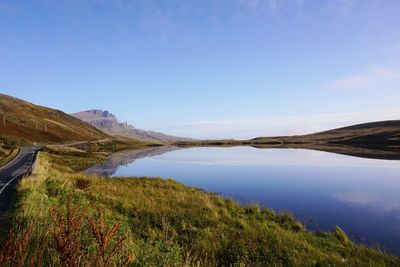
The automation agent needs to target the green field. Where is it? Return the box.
[1,150,398,266]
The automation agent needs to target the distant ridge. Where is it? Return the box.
[174,120,400,160]
[72,109,188,143]
[251,120,400,145]
[0,94,108,144]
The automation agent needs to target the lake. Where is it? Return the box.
[86,146,400,253]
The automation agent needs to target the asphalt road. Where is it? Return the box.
[0,147,38,227]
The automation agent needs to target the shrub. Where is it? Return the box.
[48,196,87,266]
[88,207,128,267]
[0,226,48,267]
[75,178,91,190]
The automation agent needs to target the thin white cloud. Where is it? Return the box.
[334,191,400,213]
[139,10,174,34]
[329,67,400,90]
[240,0,277,11]
[150,109,400,139]
[239,0,357,14]
[383,45,400,56]
[325,0,356,15]
[338,0,356,14]
[239,0,305,13]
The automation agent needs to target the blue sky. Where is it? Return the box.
[1,0,400,138]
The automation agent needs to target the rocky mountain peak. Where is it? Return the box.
[84,110,116,120]
[72,109,189,143]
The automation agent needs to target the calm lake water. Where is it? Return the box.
[86,146,400,253]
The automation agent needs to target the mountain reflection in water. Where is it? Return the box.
[85,146,182,176]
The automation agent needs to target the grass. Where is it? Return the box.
[4,151,400,266]
[0,147,19,168]
[42,146,106,171]
[177,120,400,147]
[0,94,165,148]
[0,93,108,144]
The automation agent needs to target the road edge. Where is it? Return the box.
[0,148,22,170]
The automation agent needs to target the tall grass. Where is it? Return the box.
[5,151,399,266]
[0,147,19,167]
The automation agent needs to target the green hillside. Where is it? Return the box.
[0,93,109,145]
[252,120,400,146]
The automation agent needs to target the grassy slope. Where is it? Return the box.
[0,147,19,167]
[10,151,399,266]
[176,120,400,147]
[175,121,400,160]
[0,93,108,145]
[251,120,400,145]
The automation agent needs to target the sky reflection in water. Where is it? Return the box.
[87,147,400,253]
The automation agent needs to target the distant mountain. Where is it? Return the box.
[0,94,108,144]
[244,120,400,160]
[175,120,400,159]
[72,110,188,143]
[251,120,400,146]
